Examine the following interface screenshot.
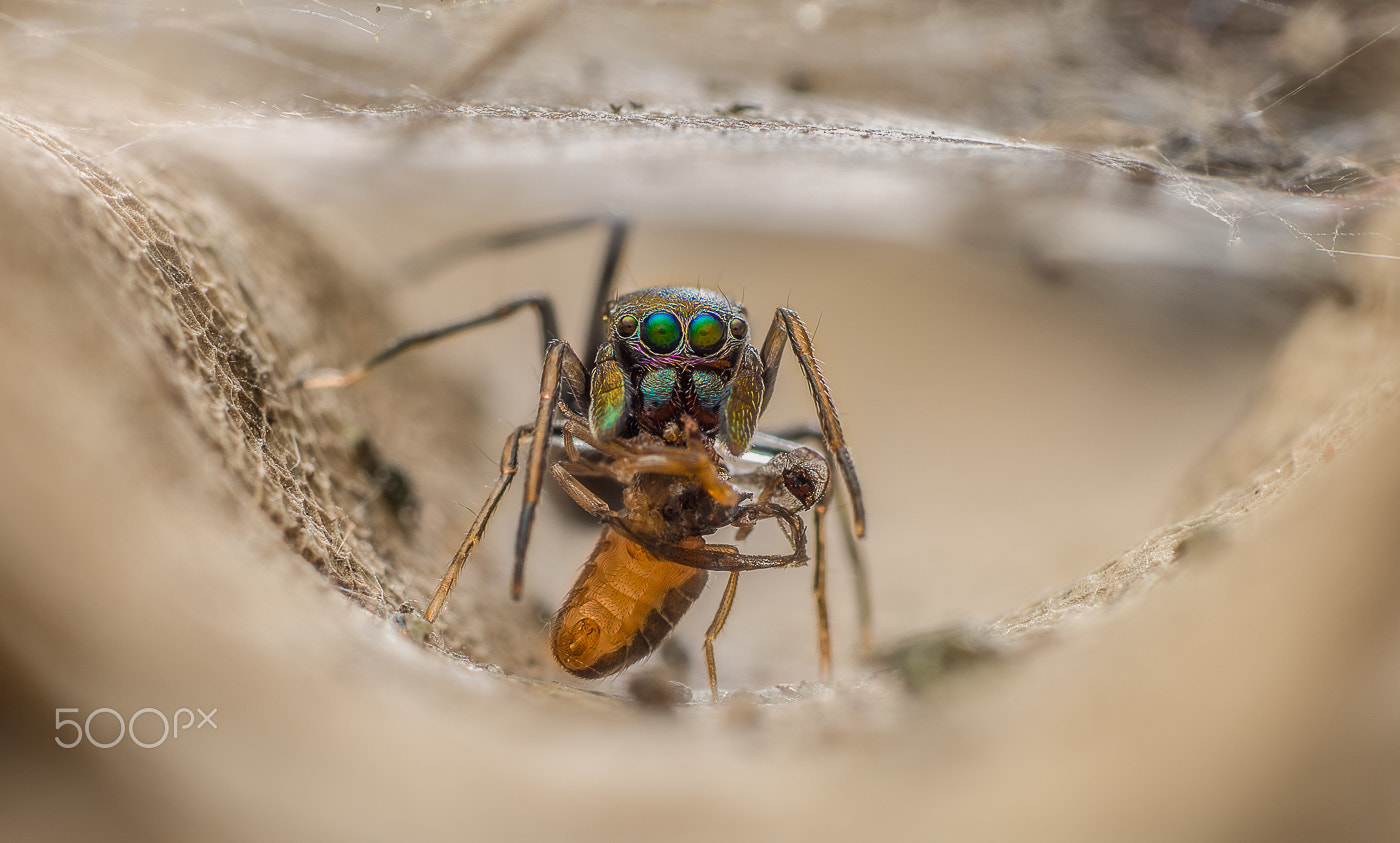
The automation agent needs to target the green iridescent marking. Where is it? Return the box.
[721,345,765,455]
[640,311,682,353]
[639,368,678,412]
[688,312,726,355]
[590,359,628,440]
[691,370,725,411]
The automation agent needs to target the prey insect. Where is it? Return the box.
[300,216,868,697]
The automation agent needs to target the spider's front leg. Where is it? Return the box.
[749,308,869,683]
[755,307,866,537]
[510,339,590,599]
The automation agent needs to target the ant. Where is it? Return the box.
[300,215,868,698]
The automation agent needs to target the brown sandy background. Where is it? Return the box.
[2,1,1399,839]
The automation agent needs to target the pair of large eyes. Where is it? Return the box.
[615,311,747,355]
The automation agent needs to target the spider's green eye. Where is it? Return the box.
[640,311,682,353]
[688,312,727,355]
[615,315,638,338]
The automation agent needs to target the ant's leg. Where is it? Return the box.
[751,429,872,656]
[548,461,615,520]
[606,449,741,509]
[812,498,832,683]
[557,414,733,505]
[757,308,866,537]
[513,340,590,599]
[730,444,830,543]
[703,572,741,700]
[296,295,561,390]
[735,439,836,679]
[425,425,532,623]
[727,440,834,681]
[681,497,831,686]
[610,503,809,574]
[561,416,742,509]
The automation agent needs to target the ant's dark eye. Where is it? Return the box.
[729,318,748,341]
[640,311,682,353]
[688,312,727,355]
[615,315,638,338]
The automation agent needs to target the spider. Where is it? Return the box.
[300,216,868,697]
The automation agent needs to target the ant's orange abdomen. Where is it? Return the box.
[551,526,707,678]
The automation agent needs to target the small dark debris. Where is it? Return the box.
[1173,524,1228,563]
[785,70,814,94]
[656,636,691,675]
[530,598,554,627]
[392,610,433,645]
[627,674,693,710]
[1158,117,1306,185]
[1121,159,1162,187]
[1319,280,1357,309]
[626,638,693,710]
[353,436,420,530]
[878,625,1002,694]
[716,103,761,116]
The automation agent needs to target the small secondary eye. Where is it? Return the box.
[615,314,638,338]
[640,311,682,353]
[728,317,748,340]
[688,312,727,355]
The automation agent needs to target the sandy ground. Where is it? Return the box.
[2,1,1399,840]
